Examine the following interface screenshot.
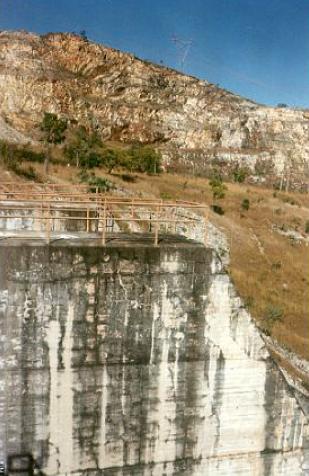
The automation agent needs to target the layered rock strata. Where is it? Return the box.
[0,31,308,188]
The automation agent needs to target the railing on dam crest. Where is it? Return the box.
[0,182,208,245]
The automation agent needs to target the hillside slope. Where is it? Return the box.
[0,30,308,189]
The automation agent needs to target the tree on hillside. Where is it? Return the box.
[40,112,67,174]
[65,126,90,168]
[209,170,227,214]
[101,148,119,174]
[65,125,104,169]
[127,145,162,174]
[209,172,227,200]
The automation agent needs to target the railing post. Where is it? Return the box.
[102,198,107,246]
[174,207,178,234]
[40,201,43,232]
[154,205,159,246]
[46,203,51,244]
[204,207,208,246]
[86,207,90,232]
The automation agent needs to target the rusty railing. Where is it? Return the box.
[0,182,208,246]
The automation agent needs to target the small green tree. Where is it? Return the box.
[127,145,162,174]
[101,148,119,173]
[65,126,90,168]
[209,172,227,200]
[209,171,227,215]
[40,112,67,173]
[65,126,104,169]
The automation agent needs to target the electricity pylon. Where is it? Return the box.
[171,35,193,69]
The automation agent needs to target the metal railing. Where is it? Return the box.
[0,182,208,246]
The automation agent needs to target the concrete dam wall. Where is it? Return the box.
[0,241,307,475]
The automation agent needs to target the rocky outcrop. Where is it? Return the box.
[0,31,308,189]
[0,242,308,475]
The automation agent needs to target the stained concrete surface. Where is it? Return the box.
[0,239,307,475]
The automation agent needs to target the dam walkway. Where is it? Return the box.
[0,181,208,246]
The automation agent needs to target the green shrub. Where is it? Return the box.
[0,141,44,180]
[0,140,13,166]
[121,174,136,183]
[88,176,113,193]
[80,151,102,169]
[244,296,254,309]
[18,165,38,180]
[264,304,284,328]
[101,148,119,173]
[241,198,250,211]
[305,220,309,234]
[160,192,173,200]
[19,148,45,163]
[211,204,224,215]
[79,171,114,192]
[40,112,67,144]
[209,172,227,200]
[5,159,19,174]
[9,164,38,181]
[232,165,248,183]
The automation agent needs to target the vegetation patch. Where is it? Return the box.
[64,125,162,174]
[263,304,284,330]
[78,170,114,193]
[211,204,225,215]
[121,173,137,183]
[241,198,250,211]
[232,164,249,183]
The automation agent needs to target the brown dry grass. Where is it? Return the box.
[3,161,309,360]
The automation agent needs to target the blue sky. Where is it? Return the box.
[1,0,309,107]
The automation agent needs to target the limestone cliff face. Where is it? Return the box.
[0,31,308,188]
[0,244,308,475]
